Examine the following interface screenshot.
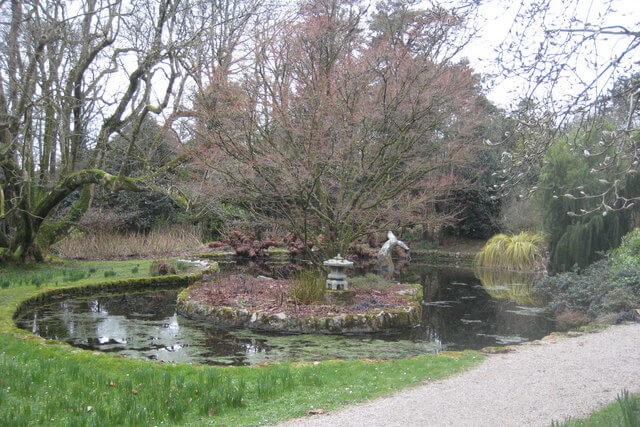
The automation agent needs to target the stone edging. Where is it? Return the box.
[176,284,422,334]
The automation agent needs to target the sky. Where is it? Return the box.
[80,0,640,128]
[460,0,639,109]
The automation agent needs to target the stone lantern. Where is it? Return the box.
[323,254,354,291]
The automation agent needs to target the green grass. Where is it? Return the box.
[551,390,640,426]
[0,260,154,289]
[0,259,484,425]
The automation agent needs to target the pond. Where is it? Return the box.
[15,260,555,366]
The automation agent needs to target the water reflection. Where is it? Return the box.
[16,263,555,365]
[474,268,542,306]
[399,266,553,349]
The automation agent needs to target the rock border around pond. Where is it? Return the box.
[176,284,422,334]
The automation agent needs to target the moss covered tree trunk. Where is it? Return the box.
[0,0,208,263]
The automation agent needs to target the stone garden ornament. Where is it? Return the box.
[377,231,410,271]
[323,254,354,290]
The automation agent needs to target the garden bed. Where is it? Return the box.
[177,275,422,334]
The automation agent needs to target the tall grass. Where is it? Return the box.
[474,232,546,271]
[291,269,325,303]
[349,273,397,290]
[0,337,301,426]
[52,226,205,259]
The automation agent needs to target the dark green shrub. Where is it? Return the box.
[611,228,640,269]
[537,141,636,272]
[602,288,636,313]
[533,229,640,319]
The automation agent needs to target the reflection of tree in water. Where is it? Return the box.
[96,291,178,319]
[415,267,495,348]
[16,291,180,350]
[198,328,272,365]
[473,268,554,342]
[16,264,557,364]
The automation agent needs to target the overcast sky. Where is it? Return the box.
[461,0,639,109]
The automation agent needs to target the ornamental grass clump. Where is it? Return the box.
[291,269,325,303]
[475,232,547,271]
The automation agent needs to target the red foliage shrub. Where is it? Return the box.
[225,230,277,258]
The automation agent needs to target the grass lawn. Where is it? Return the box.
[0,259,483,426]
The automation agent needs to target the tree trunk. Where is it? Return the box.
[1,169,144,263]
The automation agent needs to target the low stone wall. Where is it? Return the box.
[176,285,422,334]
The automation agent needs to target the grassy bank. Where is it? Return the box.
[0,260,483,426]
[552,390,640,426]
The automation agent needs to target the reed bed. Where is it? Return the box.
[52,227,205,259]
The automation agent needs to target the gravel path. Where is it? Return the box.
[280,323,640,426]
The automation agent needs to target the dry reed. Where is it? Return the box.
[52,226,205,259]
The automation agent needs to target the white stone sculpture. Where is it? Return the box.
[377,231,410,271]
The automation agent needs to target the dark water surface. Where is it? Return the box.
[15,261,555,365]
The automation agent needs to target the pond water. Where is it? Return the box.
[15,260,555,366]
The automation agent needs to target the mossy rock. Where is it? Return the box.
[325,290,355,305]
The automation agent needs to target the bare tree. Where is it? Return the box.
[494,0,639,213]
[193,0,487,257]
[0,0,261,262]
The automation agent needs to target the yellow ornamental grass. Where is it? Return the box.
[474,232,547,271]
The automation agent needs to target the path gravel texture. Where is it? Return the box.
[279,323,640,426]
